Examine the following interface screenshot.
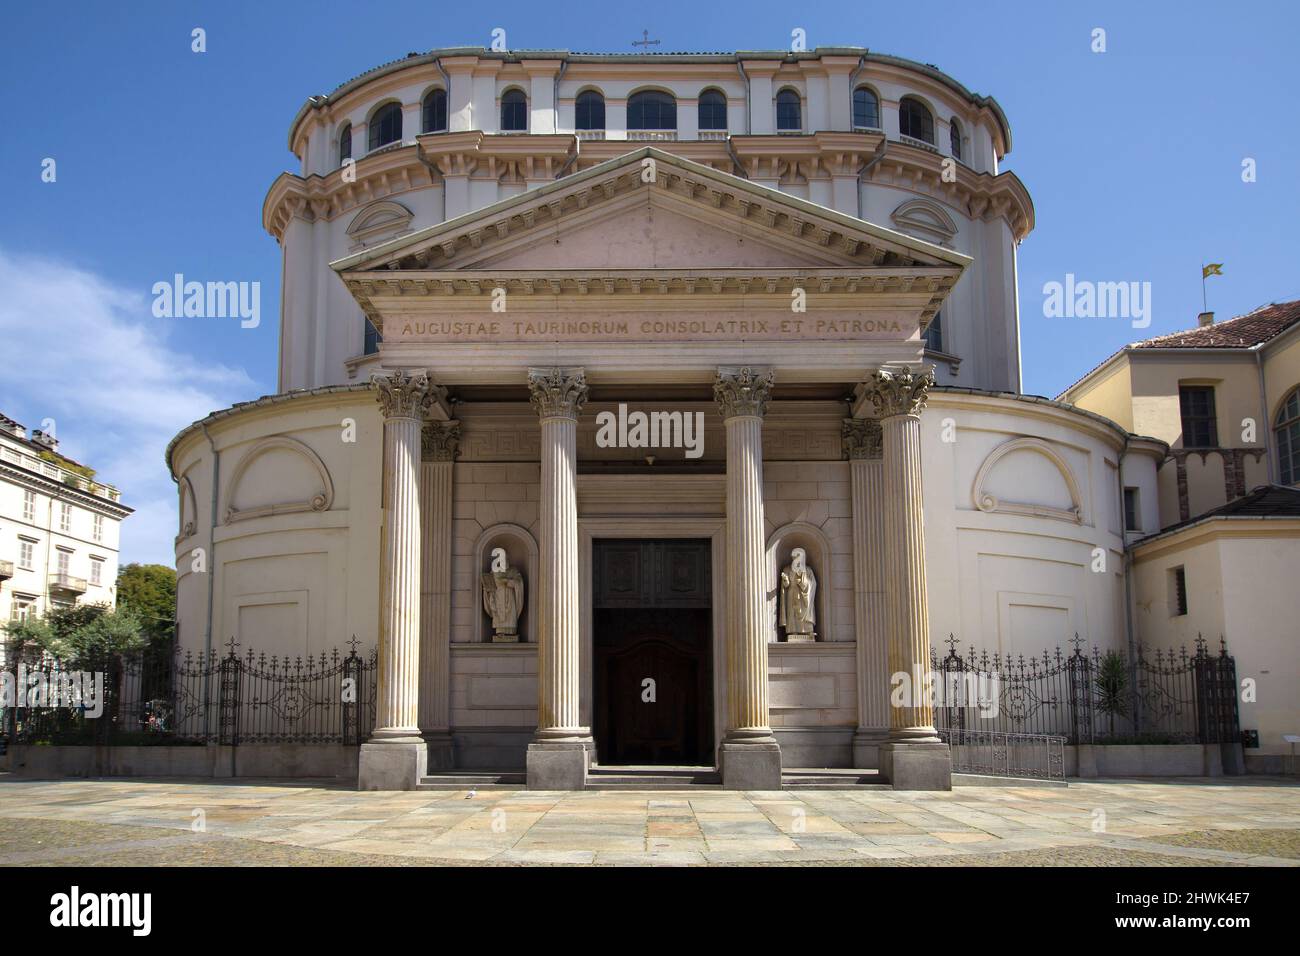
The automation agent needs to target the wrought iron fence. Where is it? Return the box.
[1,640,378,746]
[938,729,1066,781]
[930,634,1240,746]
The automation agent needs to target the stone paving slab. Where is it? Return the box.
[0,776,1298,866]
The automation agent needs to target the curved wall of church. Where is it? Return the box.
[169,388,383,664]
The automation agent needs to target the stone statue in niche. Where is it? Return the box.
[778,547,817,642]
[481,547,525,643]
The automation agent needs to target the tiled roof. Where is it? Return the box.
[1131,300,1300,350]
[1057,299,1300,399]
[1137,484,1300,544]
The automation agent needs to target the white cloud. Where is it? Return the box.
[0,250,260,565]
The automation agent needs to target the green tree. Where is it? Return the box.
[115,563,176,647]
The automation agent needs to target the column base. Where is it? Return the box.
[422,731,455,771]
[852,729,890,770]
[720,737,783,790]
[526,740,590,790]
[879,741,952,791]
[358,740,428,791]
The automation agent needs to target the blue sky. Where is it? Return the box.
[2,0,1297,563]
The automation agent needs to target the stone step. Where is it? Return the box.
[586,765,722,789]
[416,770,526,790]
[782,768,890,789]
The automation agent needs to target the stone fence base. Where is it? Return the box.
[1,744,358,780]
[1066,743,1244,778]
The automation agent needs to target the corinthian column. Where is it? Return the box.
[525,366,591,790]
[843,419,889,768]
[714,366,782,790]
[859,366,950,790]
[360,369,436,790]
[419,421,460,769]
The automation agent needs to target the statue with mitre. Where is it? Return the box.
[778,547,817,642]
[481,547,525,643]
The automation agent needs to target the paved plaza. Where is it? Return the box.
[0,776,1297,866]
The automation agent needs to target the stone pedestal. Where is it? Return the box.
[418,420,459,771]
[715,367,782,790]
[860,367,952,791]
[360,369,436,790]
[526,367,592,790]
[844,419,890,769]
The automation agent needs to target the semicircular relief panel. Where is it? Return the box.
[225,436,335,523]
[972,437,1082,523]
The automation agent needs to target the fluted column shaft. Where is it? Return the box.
[529,368,588,739]
[862,367,939,743]
[844,420,890,741]
[418,423,459,736]
[715,367,775,741]
[372,371,434,742]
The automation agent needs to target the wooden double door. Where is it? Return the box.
[592,539,713,766]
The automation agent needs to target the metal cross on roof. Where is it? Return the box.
[633,29,660,50]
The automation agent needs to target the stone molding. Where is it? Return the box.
[714,366,774,420]
[841,418,883,460]
[527,367,589,420]
[421,420,462,462]
[860,366,934,420]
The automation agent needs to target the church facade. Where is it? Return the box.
[167,47,1164,790]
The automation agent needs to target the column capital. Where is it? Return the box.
[861,366,934,420]
[528,367,588,420]
[842,419,883,460]
[421,420,462,462]
[373,369,438,421]
[714,366,774,420]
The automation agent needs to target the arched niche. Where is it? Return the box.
[473,523,538,644]
[177,473,198,541]
[972,437,1083,523]
[765,521,834,643]
[224,436,335,523]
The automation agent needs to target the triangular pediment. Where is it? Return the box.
[332,147,970,277]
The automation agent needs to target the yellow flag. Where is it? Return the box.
[1202,263,1224,278]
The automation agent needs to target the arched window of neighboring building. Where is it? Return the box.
[949,118,963,161]
[422,89,447,133]
[852,86,879,130]
[899,96,934,144]
[776,88,802,131]
[923,311,943,353]
[698,89,727,131]
[575,90,605,130]
[338,124,352,166]
[1276,387,1300,485]
[500,88,527,131]
[628,90,677,130]
[368,102,403,151]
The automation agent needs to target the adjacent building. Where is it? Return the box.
[0,413,131,630]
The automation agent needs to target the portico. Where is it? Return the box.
[343,148,963,791]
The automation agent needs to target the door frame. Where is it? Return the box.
[578,516,726,769]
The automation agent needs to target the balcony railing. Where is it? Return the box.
[627,130,678,141]
[576,129,606,141]
[697,130,728,141]
[0,560,13,580]
[0,443,121,502]
[49,572,88,594]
